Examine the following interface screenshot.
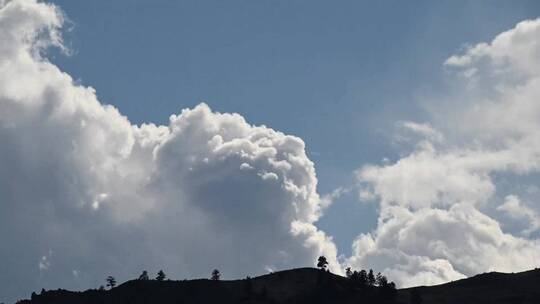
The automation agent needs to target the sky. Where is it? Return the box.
[2,0,540,302]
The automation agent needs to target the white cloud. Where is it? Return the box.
[445,19,540,80]
[0,1,339,302]
[258,171,279,181]
[497,195,540,235]
[5,1,540,301]
[395,121,444,144]
[351,18,540,287]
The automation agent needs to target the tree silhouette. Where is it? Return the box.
[156,270,166,281]
[138,270,149,280]
[376,272,388,287]
[348,269,368,288]
[367,269,376,286]
[345,267,353,278]
[106,276,116,289]
[317,256,329,270]
[358,270,367,285]
[380,280,397,303]
[211,269,221,280]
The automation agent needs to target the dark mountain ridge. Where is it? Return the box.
[402,268,540,304]
[16,267,540,304]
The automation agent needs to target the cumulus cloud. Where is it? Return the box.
[5,0,540,301]
[445,19,540,81]
[0,1,339,302]
[497,195,540,236]
[350,18,540,287]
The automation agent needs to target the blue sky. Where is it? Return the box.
[3,1,540,302]
[48,0,540,255]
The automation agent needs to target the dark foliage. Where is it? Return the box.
[345,267,352,278]
[367,269,376,286]
[211,269,221,281]
[316,256,329,270]
[138,271,149,281]
[106,276,116,289]
[156,270,166,281]
[348,269,367,288]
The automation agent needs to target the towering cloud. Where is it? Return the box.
[350,18,540,287]
[3,0,540,302]
[0,1,339,302]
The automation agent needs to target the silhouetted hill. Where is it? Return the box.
[16,267,540,304]
[16,268,396,304]
[399,268,540,304]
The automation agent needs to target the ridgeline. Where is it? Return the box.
[16,267,540,304]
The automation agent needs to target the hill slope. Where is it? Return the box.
[16,267,540,304]
[399,268,540,304]
[16,268,395,304]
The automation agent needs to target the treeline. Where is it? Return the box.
[316,255,396,289]
[34,255,398,303]
[99,256,397,292]
[98,268,221,290]
[345,267,396,289]
[314,255,398,303]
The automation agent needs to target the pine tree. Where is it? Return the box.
[211,269,221,280]
[138,270,149,280]
[106,276,116,289]
[345,267,353,278]
[317,256,329,270]
[359,270,368,286]
[376,272,388,287]
[367,269,376,286]
[156,270,166,281]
